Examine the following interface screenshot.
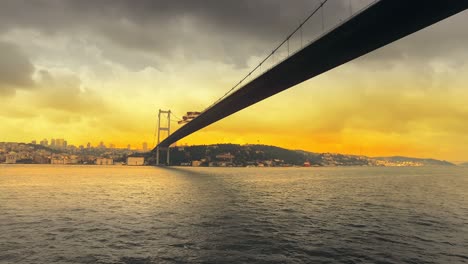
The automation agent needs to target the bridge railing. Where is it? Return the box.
[203,0,379,113]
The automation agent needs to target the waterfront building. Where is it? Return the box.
[51,156,65,164]
[67,155,79,164]
[127,157,144,166]
[95,158,113,165]
[192,160,202,167]
[5,152,17,164]
[33,155,49,164]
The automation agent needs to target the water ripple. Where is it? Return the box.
[0,165,467,263]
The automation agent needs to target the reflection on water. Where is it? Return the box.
[1,165,467,263]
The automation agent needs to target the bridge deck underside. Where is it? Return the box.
[155,0,468,149]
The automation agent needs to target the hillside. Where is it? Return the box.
[153,144,454,167]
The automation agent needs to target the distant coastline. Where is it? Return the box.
[165,144,455,167]
[0,142,457,167]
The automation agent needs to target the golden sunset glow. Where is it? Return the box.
[1,2,468,161]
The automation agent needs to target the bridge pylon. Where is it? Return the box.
[156,109,171,165]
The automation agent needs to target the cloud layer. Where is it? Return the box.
[0,41,34,96]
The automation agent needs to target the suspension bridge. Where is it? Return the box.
[152,0,468,164]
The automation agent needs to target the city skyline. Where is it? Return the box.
[33,139,151,150]
[1,1,468,161]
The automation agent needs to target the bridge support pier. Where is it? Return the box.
[155,109,171,166]
[155,146,170,166]
[156,147,160,166]
[167,147,170,165]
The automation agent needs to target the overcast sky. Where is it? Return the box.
[1,1,468,161]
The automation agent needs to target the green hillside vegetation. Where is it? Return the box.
[164,144,310,166]
[146,144,454,167]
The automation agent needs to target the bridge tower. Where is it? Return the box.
[156,109,171,165]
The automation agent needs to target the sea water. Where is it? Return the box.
[1,165,467,263]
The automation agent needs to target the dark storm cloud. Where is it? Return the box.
[0,0,352,68]
[0,0,322,38]
[0,41,34,96]
[0,0,467,69]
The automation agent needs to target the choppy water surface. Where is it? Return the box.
[0,165,467,263]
